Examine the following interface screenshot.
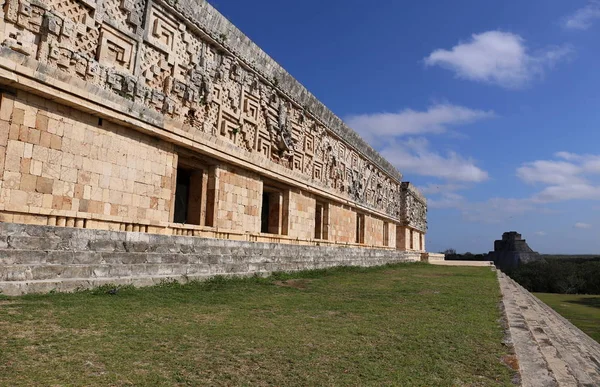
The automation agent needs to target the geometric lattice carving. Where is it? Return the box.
[0,0,412,221]
[97,25,136,72]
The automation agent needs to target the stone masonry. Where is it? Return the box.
[0,223,422,296]
[489,232,541,272]
[0,0,430,293]
[499,271,600,386]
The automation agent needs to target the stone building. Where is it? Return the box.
[0,0,429,293]
[489,232,541,272]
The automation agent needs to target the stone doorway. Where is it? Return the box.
[314,201,329,240]
[261,188,283,234]
[355,213,365,244]
[173,157,214,227]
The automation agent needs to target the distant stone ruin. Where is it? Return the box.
[488,232,541,272]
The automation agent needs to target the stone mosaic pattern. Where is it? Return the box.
[401,182,427,233]
[0,0,426,229]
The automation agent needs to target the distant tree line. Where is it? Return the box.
[439,249,600,295]
[440,249,488,261]
[508,257,600,295]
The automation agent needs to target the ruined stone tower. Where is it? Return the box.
[489,232,541,272]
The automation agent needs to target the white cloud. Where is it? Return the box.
[426,151,600,224]
[534,231,547,236]
[460,198,538,223]
[534,184,600,202]
[517,160,585,185]
[574,222,593,229]
[424,31,571,89]
[517,152,600,202]
[380,138,488,183]
[563,1,600,30]
[346,103,494,144]
[424,193,542,223]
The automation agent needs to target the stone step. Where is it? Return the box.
[0,223,422,295]
[0,274,226,296]
[505,276,600,385]
[0,257,416,283]
[0,256,421,296]
[498,272,600,386]
[0,249,415,267]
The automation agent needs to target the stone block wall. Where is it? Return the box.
[364,215,385,247]
[0,91,176,228]
[0,89,409,250]
[0,0,429,252]
[328,203,357,244]
[396,226,425,252]
[0,223,422,296]
[388,223,397,249]
[215,165,262,233]
[286,189,316,240]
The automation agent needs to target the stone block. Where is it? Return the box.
[0,249,47,265]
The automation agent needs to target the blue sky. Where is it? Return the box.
[210,0,600,254]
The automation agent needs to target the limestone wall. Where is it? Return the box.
[0,0,429,248]
[387,222,397,249]
[327,203,357,244]
[0,0,429,229]
[364,215,384,247]
[215,165,261,233]
[0,223,422,296]
[286,189,316,240]
[395,226,425,252]
[0,91,176,227]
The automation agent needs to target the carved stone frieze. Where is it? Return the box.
[0,0,424,222]
[400,182,427,232]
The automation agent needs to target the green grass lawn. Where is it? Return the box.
[0,263,514,386]
[534,293,600,343]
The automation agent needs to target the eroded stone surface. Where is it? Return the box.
[489,232,541,272]
[498,272,600,386]
[0,223,422,296]
[0,0,428,228]
[0,0,427,249]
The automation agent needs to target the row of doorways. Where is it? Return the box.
[173,164,405,247]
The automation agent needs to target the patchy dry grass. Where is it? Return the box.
[0,263,514,386]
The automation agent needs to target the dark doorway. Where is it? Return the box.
[174,168,191,224]
[261,189,282,234]
[173,165,205,225]
[314,202,329,240]
[261,192,270,233]
[315,203,323,239]
[356,213,365,244]
[383,222,389,247]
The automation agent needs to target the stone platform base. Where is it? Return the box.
[430,260,493,267]
[0,223,422,296]
[420,253,446,263]
[499,272,600,386]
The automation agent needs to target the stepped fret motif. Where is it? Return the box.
[1,0,428,226]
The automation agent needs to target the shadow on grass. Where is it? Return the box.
[567,297,600,309]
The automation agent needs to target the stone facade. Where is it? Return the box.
[0,0,429,292]
[489,232,541,272]
[0,223,423,296]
